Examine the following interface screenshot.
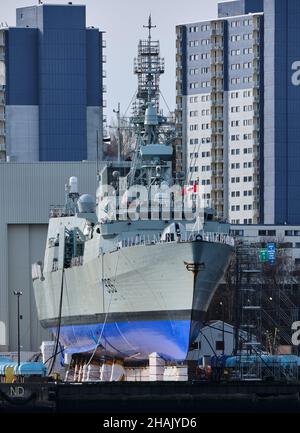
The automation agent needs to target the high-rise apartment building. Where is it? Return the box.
[176,0,300,225]
[0,3,104,162]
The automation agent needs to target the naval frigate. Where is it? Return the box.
[32,18,234,361]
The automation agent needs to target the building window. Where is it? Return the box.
[231,21,241,28]
[190,82,199,89]
[201,53,210,60]
[243,47,253,54]
[231,35,241,42]
[244,19,253,26]
[259,230,276,236]
[201,39,210,45]
[189,26,199,33]
[231,49,241,56]
[201,24,210,31]
[189,54,199,61]
[189,40,199,47]
[231,63,241,70]
[243,90,252,97]
[201,67,210,74]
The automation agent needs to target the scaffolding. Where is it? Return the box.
[235,242,263,355]
[133,16,165,117]
[234,240,300,359]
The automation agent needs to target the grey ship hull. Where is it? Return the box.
[33,239,232,360]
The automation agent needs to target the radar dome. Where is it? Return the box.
[77,194,96,213]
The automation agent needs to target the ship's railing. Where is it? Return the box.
[117,231,235,250]
[49,205,75,218]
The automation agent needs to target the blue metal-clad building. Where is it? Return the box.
[176,0,300,225]
[1,3,104,162]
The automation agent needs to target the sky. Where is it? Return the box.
[0,0,223,123]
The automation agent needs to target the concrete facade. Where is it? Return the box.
[176,0,300,225]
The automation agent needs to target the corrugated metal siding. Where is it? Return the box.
[0,162,99,350]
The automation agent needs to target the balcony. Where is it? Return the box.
[212,139,223,149]
[211,98,224,107]
[211,83,224,93]
[212,155,223,163]
[211,113,223,121]
[253,36,260,46]
[212,127,224,135]
[102,40,107,48]
[253,17,260,31]
[102,55,107,63]
[253,81,260,89]
[212,169,224,177]
[253,95,260,104]
[211,70,223,79]
[213,198,224,206]
[211,56,224,65]
[211,44,223,51]
[0,128,6,136]
[211,28,223,37]
[212,183,224,191]
[253,121,260,131]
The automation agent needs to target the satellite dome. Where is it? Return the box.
[77,194,96,213]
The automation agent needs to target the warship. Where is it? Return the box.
[32,18,234,361]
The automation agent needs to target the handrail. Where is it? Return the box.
[117,231,235,250]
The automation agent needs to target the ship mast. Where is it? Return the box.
[133,15,165,117]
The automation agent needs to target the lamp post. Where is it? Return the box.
[220,301,225,356]
[13,291,22,368]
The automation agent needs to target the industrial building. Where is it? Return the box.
[0,161,98,353]
[0,3,105,162]
[176,0,300,225]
